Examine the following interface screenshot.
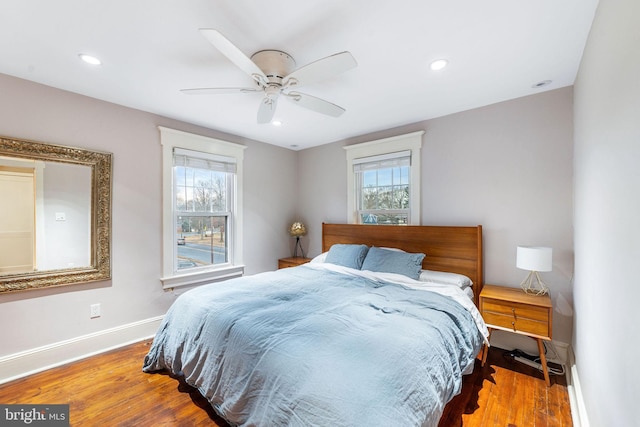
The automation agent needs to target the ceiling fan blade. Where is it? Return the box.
[284,51,357,87]
[257,97,278,124]
[181,87,260,95]
[198,29,268,85]
[285,91,346,117]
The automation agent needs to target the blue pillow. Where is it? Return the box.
[324,244,369,269]
[361,247,425,280]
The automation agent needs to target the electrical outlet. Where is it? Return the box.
[90,303,101,318]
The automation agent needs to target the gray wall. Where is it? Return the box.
[573,0,640,425]
[0,73,297,356]
[299,87,575,346]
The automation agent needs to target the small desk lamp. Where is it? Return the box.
[289,222,307,258]
[517,246,552,295]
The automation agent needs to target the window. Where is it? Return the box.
[160,127,246,289]
[354,151,411,224]
[345,131,423,225]
[174,149,233,270]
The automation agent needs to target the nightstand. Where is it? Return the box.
[479,284,553,386]
[278,257,311,269]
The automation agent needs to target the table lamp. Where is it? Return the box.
[289,222,307,258]
[517,246,552,295]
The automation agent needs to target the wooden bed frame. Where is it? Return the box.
[322,223,484,306]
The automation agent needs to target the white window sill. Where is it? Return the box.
[161,264,245,290]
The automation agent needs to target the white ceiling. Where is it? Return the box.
[0,0,598,150]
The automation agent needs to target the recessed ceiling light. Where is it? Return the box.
[532,80,552,89]
[272,120,282,126]
[430,59,448,71]
[78,54,102,65]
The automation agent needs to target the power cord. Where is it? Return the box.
[506,347,566,376]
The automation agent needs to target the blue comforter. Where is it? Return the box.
[143,265,484,426]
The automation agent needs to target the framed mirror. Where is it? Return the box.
[0,135,112,293]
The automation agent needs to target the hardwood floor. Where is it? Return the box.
[439,348,572,426]
[0,341,572,426]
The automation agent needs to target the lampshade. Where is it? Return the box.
[516,246,552,272]
[517,246,552,295]
[289,222,307,237]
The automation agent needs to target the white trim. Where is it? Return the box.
[0,316,163,385]
[344,131,424,224]
[566,345,590,427]
[159,127,246,287]
[344,131,425,152]
[161,264,244,290]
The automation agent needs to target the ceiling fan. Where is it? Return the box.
[182,29,357,124]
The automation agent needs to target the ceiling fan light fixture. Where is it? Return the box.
[78,53,102,65]
[430,59,448,71]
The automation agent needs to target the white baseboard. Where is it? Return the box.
[566,346,590,427]
[0,316,163,385]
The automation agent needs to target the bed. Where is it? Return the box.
[143,223,488,426]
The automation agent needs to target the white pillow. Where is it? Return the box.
[418,269,473,289]
[463,286,474,300]
[309,252,328,264]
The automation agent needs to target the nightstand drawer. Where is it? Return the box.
[481,311,550,338]
[482,299,549,322]
[481,298,550,338]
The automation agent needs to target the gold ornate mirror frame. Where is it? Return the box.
[0,135,112,293]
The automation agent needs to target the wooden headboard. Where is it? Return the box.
[322,223,484,306]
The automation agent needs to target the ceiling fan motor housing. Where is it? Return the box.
[250,50,296,86]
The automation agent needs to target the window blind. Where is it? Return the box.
[352,150,410,172]
[173,148,236,173]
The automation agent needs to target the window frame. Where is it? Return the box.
[159,127,246,290]
[344,131,424,225]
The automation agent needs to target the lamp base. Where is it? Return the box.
[520,271,549,295]
[293,236,305,258]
